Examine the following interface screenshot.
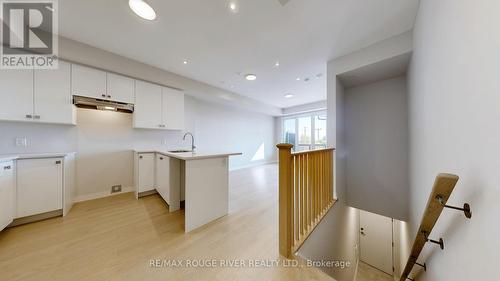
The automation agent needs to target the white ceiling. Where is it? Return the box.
[57,0,419,108]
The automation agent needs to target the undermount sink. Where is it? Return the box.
[168,150,192,153]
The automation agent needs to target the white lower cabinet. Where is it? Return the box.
[137,153,155,194]
[0,161,15,231]
[155,154,169,202]
[16,158,63,218]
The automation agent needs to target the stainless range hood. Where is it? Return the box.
[73,95,134,113]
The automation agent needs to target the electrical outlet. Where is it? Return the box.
[111,185,122,193]
[15,137,27,147]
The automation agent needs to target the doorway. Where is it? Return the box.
[359,210,393,275]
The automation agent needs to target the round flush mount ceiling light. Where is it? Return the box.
[284,94,294,98]
[227,1,239,13]
[129,0,156,21]
[245,74,257,81]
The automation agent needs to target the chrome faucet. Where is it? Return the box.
[183,132,196,152]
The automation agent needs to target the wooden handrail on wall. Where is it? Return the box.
[400,173,472,281]
[276,144,336,258]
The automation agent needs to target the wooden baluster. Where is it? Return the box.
[276,143,294,258]
[293,156,300,245]
[301,154,306,237]
[315,152,318,221]
[308,153,312,229]
[320,151,324,212]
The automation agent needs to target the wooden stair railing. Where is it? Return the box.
[400,173,472,281]
[277,143,336,258]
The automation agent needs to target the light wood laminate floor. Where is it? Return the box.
[0,164,332,281]
[356,262,393,281]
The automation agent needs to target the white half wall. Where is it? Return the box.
[405,0,500,280]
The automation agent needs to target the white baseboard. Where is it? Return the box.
[74,186,135,203]
[229,160,277,171]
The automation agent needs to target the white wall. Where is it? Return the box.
[344,76,409,220]
[405,0,500,280]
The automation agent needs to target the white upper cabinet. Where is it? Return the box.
[106,72,135,104]
[72,64,135,104]
[0,63,74,125]
[162,87,185,130]
[34,61,76,125]
[71,64,107,99]
[134,82,185,130]
[0,69,34,122]
[133,80,163,129]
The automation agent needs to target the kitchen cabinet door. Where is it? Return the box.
[137,153,155,193]
[155,154,169,203]
[71,64,107,99]
[106,73,135,104]
[16,158,63,218]
[133,81,163,129]
[0,161,15,231]
[0,69,34,122]
[161,87,185,130]
[34,61,75,125]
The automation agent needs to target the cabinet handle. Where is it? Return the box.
[107,95,111,98]
[55,160,61,164]
[101,94,106,97]
[3,166,11,170]
[159,157,164,160]
[139,155,143,159]
[26,114,33,119]
[34,115,40,119]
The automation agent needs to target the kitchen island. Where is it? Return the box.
[134,150,242,232]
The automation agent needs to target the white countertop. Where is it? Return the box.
[134,150,242,160]
[0,152,76,162]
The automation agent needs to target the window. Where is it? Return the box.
[282,111,327,151]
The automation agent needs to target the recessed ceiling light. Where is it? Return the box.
[227,1,239,13]
[129,0,156,21]
[183,60,189,65]
[274,61,280,67]
[284,94,294,98]
[296,77,301,81]
[245,74,257,81]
